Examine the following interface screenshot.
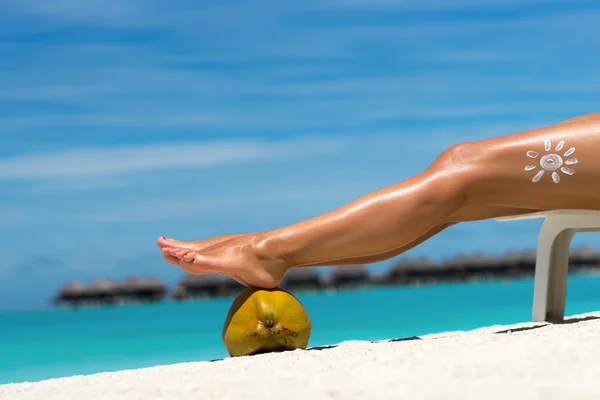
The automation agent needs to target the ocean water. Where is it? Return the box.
[2,274,600,385]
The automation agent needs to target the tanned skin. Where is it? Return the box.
[157,112,600,288]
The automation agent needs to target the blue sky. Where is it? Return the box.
[1,0,600,311]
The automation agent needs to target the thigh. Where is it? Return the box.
[464,115,600,210]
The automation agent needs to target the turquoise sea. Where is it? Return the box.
[2,274,600,385]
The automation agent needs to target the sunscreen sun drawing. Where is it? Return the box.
[525,139,578,184]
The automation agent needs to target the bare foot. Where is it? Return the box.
[157,235,251,285]
[157,235,242,266]
[157,234,290,288]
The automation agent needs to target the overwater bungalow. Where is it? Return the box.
[380,259,410,285]
[518,250,537,274]
[86,278,120,305]
[173,274,245,300]
[51,245,600,308]
[174,274,223,299]
[280,268,324,292]
[461,253,509,279]
[384,256,467,285]
[442,254,470,280]
[120,276,167,303]
[502,249,522,264]
[439,251,534,281]
[54,281,88,307]
[494,250,520,277]
[328,265,371,290]
[172,285,188,300]
[384,252,529,286]
[424,260,461,282]
[570,245,600,269]
[219,276,246,297]
[431,259,469,282]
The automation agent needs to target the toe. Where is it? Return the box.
[174,248,191,258]
[165,247,183,257]
[158,236,197,250]
[177,257,203,274]
[161,248,180,265]
[178,252,225,274]
[182,251,197,263]
[157,236,170,248]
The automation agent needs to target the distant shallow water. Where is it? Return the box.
[2,275,600,385]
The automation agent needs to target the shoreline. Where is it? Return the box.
[2,311,600,399]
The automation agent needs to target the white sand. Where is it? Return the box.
[3,312,600,400]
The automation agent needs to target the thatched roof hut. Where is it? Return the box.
[385,251,527,285]
[175,274,221,299]
[518,250,537,272]
[384,257,440,284]
[456,253,508,278]
[88,278,119,292]
[54,281,87,306]
[381,259,411,284]
[174,274,243,299]
[443,253,470,276]
[425,257,467,281]
[464,252,498,266]
[502,249,522,264]
[173,285,189,300]
[218,276,246,296]
[179,274,222,287]
[281,268,323,291]
[86,278,120,304]
[59,280,86,298]
[328,265,371,289]
[570,245,600,266]
[120,276,167,302]
[494,249,535,276]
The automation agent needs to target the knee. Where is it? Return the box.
[433,142,480,172]
[428,141,482,202]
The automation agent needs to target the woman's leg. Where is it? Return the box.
[305,204,547,266]
[159,204,542,269]
[159,113,599,267]
[159,113,600,287]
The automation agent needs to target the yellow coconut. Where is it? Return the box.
[222,286,312,357]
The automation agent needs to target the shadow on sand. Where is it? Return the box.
[208,316,600,362]
[208,335,422,361]
[495,315,600,335]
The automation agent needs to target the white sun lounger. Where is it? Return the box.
[495,209,600,322]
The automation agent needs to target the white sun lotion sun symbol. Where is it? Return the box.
[525,139,577,183]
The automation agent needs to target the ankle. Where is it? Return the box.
[252,231,294,273]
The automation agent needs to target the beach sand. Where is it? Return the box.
[2,312,600,400]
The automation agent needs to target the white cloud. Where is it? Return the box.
[1,68,595,132]
[1,2,598,127]
[0,137,347,181]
